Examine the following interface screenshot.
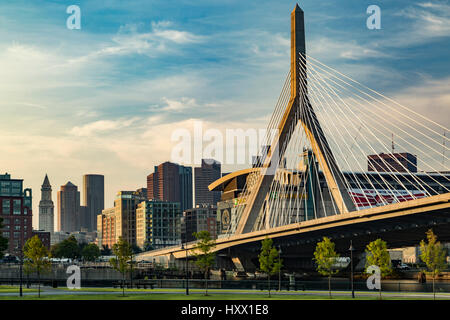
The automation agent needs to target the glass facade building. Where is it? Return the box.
[136,200,181,250]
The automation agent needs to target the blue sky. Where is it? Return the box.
[0,0,448,228]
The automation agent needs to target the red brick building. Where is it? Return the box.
[0,173,33,255]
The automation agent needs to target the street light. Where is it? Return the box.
[181,242,189,295]
[15,239,23,297]
[348,240,355,298]
[278,246,282,291]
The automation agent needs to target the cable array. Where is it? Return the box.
[225,54,449,235]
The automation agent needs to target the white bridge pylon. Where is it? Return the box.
[228,4,449,236]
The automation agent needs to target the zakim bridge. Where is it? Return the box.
[138,4,450,271]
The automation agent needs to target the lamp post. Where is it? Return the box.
[349,240,355,298]
[278,246,282,291]
[15,239,23,297]
[181,242,189,295]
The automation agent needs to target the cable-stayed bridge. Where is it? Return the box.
[138,4,449,271]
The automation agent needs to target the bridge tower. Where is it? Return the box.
[234,4,355,235]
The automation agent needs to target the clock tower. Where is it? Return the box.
[39,174,54,233]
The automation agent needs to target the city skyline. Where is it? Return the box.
[0,0,449,229]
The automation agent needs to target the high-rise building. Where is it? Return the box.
[368,153,417,173]
[136,200,181,250]
[0,173,33,254]
[97,190,146,248]
[39,174,54,234]
[181,204,217,243]
[57,182,80,233]
[146,161,193,212]
[194,159,221,206]
[82,174,104,232]
[135,188,148,200]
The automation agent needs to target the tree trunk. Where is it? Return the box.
[205,269,208,296]
[328,275,331,299]
[122,273,125,297]
[268,275,271,298]
[38,270,41,298]
[433,276,436,300]
[379,283,382,300]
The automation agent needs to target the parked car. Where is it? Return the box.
[0,255,18,263]
[397,263,410,270]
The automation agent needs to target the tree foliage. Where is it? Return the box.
[420,229,447,300]
[23,235,51,297]
[0,217,8,259]
[313,237,339,298]
[365,238,392,299]
[81,243,101,262]
[193,231,216,296]
[365,239,392,277]
[50,235,80,259]
[109,237,133,296]
[101,245,112,256]
[258,237,282,298]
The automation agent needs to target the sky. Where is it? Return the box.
[0,0,448,229]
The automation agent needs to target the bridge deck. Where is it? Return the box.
[137,193,450,260]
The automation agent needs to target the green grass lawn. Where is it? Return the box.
[0,293,416,300]
[0,291,447,300]
[0,285,36,293]
[53,287,450,297]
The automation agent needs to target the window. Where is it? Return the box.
[2,199,10,214]
[15,219,20,224]
[13,199,21,215]
[3,219,9,224]
[13,232,20,238]
[14,226,20,231]
[2,232,9,238]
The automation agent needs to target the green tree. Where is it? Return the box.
[192,231,216,296]
[23,235,51,298]
[143,241,154,252]
[109,237,133,296]
[0,217,8,259]
[313,237,340,299]
[131,244,142,254]
[101,245,111,256]
[258,237,282,298]
[50,235,80,260]
[365,238,392,300]
[81,243,101,262]
[420,229,447,300]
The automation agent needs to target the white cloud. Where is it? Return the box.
[161,97,198,112]
[392,2,450,47]
[67,20,205,63]
[309,37,390,61]
[69,118,139,137]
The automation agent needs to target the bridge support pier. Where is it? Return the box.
[231,255,256,273]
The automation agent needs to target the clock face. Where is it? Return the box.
[222,210,230,226]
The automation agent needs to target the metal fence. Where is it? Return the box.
[2,277,449,293]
